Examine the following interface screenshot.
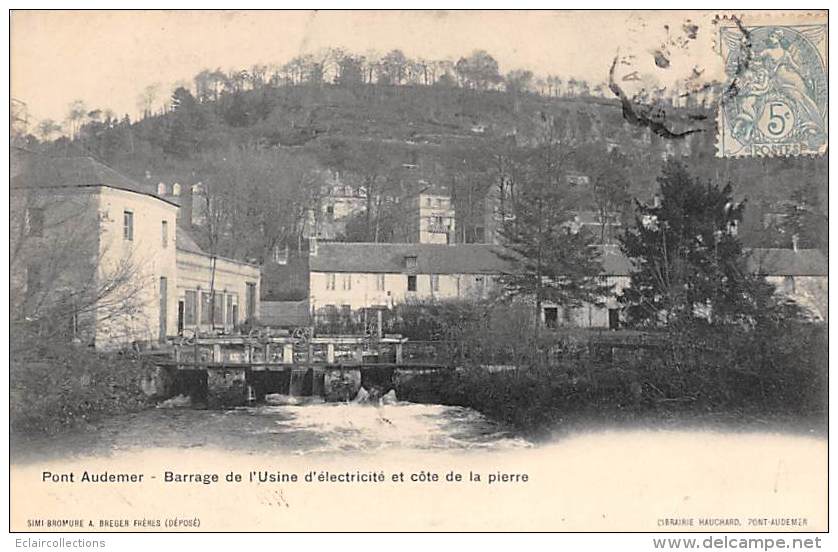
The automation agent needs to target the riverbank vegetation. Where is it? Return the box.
[397,161,827,436]
[10,341,154,435]
[396,319,827,437]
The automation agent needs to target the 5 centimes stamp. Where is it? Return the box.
[717,13,827,157]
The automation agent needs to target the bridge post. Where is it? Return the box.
[207,369,248,407]
[212,343,222,364]
[283,343,294,364]
[327,343,336,364]
[395,342,404,365]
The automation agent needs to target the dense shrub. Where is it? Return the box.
[10,342,154,435]
[397,321,827,436]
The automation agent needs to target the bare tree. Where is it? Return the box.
[65,100,87,139]
[35,119,62,142]
[10,98,30,142]
[11,169,150,347]
[136,85,159,119]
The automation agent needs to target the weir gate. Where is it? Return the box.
[147,330,451,406]
[144,328,667,406]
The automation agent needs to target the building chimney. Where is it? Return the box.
[309,236,318,257]
[172,182,181,196]
[792,234,799,252]
[157,182,167,196]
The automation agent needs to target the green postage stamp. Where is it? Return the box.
[717,13,827,157]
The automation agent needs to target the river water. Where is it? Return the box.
[12,400,531,462]
[10,401,829,531]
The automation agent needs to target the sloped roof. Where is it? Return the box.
[746,248,828,276]
[310,242,635,276]
[310,242,512,274]
[310,243,827,278]
[10,156,178,206]
[174,225,261,269]
[175,225,205,255]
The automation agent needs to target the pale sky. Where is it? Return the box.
[12,10,728,127]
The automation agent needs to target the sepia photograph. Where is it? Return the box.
[7,8,829,536]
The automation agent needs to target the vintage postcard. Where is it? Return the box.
[8,9,828,536]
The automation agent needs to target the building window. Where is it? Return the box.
[783,276,796,294]
[404,256,418,269]
[161,220,168,248]
[213,293,224,326]
[226,294,235,326]
[26,207,44,237]
[376,274,385,291]
[245,282,257,322]
[123,210,134,241]
[184,290,197,325]
[342,274,352,291]
[475,275,485,292]
[326,273,336,290]
[200,291,212,324]
[407,275,417,292]
[544,307,558,329]
[430,274,439,292]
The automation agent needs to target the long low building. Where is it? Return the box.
[308,240,631,329]
[309,240,510,312]
[11,154,260,349]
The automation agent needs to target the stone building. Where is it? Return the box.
[746,246,828,321]
[405,185,456,244]
[174,227,261,335]
[308,241,507,313]
[10,155,260,349]
[307,241,631,330]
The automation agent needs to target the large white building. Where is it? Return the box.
[307,240,630,329]
[11,155,260,349]
[309,241,507,313]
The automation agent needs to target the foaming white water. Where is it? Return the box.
[262,401,532,454]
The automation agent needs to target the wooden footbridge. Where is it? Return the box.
[146,329,453,405]
[154,329,451,372]
[143,327,667,406]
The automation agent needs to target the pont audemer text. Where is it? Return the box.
[42,471,144,483]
